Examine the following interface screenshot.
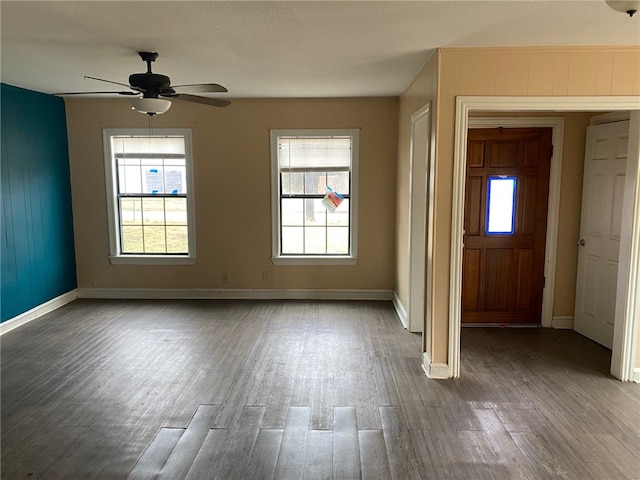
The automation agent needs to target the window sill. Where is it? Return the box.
[271,255,357,266]
[108,255,196,266]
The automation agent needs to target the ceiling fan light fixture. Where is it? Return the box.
[606,0,640,16]
[130,97,171,116]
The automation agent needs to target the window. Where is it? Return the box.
[486,176,517,234]
[103,129,195,264]
[270,129,359,265]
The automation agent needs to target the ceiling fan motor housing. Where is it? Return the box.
[129,73,173,97]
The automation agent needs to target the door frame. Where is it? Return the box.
[407,103,432,333]
[450,96,640,381]
[466,117,565,328]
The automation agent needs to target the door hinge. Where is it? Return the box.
[550,144,554,158]
[543,276,546,288]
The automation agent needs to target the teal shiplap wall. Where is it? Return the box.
[1,84,77,322]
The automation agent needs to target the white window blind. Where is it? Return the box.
[111,136,186,156]
[278,137,352,171]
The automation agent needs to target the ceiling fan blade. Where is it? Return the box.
[171,83,228,93]
[84,76,143,91]
[166,93,231,108]
[54,91,139,96]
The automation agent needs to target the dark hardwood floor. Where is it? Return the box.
[1,299,639,479]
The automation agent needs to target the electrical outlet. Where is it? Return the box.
[222,272,229,283]
[262,270,269,281]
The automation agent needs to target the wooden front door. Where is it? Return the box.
[462,127,552,325]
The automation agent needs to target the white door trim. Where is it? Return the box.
[408,103,431,333]
[612,112,640,381]
[468,117,564,330]
[450,96,640,381]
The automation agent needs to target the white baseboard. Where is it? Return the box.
[392,292,408,329]
[0,288,392,335]
[552,316,574,329]
[1,289,78,336]
[76,288,393,301]
[421,352,451,379]
[633,368,640,383]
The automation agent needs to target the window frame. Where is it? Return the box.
[103,128,196,265]
[270,129,359,266]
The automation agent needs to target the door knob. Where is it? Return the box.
[578,239,585,246]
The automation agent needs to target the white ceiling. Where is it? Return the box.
[1,1,639,99]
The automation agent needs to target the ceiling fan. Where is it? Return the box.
[56,51,230,115]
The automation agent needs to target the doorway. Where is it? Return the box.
[407,104,431,333]
[448,97,640,382]
[462,127,552,325]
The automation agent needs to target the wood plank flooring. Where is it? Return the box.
[1,299,639,479]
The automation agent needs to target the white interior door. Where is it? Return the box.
[408,105,430,333]
[574,121,629,349]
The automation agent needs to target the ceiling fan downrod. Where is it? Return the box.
[138,51,159,73]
